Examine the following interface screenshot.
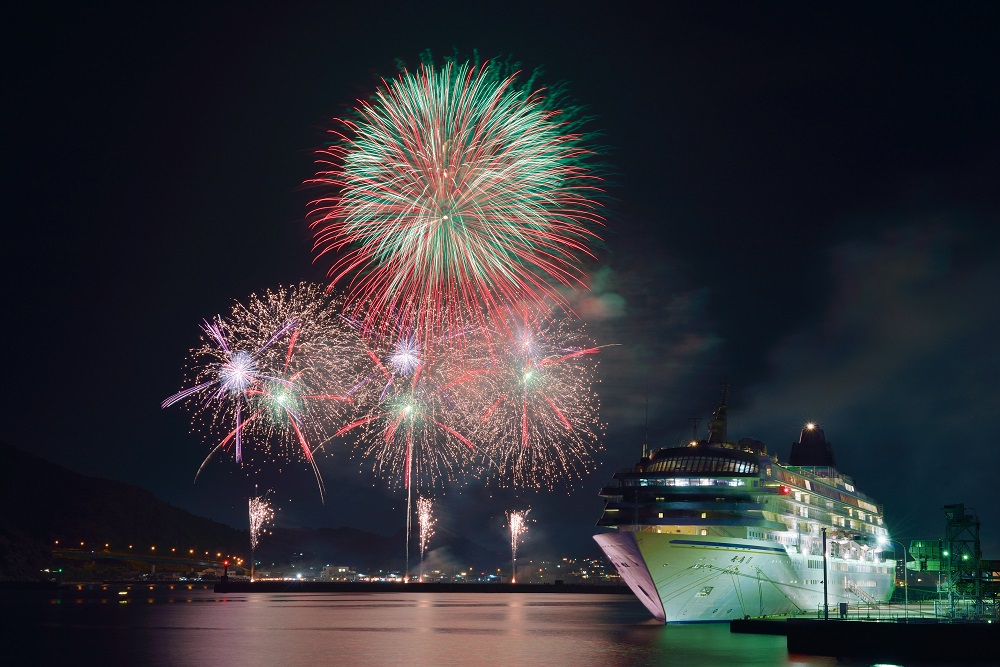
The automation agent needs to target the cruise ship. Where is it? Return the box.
[594,391,896,622]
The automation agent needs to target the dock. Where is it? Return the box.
[732,616,999,663]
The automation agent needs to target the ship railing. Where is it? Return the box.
[814,603,889,621]
[814,599,963,622]
[785,466,848,482]
[620,525,661,533]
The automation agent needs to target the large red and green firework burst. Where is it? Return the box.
[308,55,604,343]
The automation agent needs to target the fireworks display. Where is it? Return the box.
[308,55,604,340]
[248,493,274,581]
[163,283,367,499]
[508,509,530,583]
[417,495,435,580]
[165,53,610,562]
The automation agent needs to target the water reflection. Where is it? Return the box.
[9,590,851,666]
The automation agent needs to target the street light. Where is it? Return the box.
[879,536,909,618]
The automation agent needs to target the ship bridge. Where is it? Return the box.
[641,445,762,476]
[597,445,772,531]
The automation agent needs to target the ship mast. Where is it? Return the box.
[707,383,729,445]
[641,394,649,459]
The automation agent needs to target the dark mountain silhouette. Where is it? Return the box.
[0,440,246,581]
[0,441,505,581]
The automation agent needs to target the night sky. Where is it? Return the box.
[7,3,999,560]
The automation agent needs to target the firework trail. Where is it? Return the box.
[163,283,366,500]
[475,314,604,489]
[417,495,435,581]
[308,54,604,341]
[248,493,274,582]
[508,508,530,583]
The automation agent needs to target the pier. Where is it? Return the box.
[784,618,997,663]
[732,605,999,663]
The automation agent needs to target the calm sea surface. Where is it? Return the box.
[8,587,897,666]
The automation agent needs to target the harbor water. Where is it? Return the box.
[7,586,935,666]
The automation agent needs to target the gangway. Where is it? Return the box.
[845,579,880,606]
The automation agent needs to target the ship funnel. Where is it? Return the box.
[789,422,837,467]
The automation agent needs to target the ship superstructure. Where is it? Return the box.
[594,392,896,622]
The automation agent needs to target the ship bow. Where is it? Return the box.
[594,532,666,622]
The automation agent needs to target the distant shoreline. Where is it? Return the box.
[0,580,630,596]
[215,580,629,594]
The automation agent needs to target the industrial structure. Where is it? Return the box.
[905,504,998,620]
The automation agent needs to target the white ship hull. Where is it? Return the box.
[595,531,895,623]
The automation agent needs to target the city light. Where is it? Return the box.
[48,532,621,587]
